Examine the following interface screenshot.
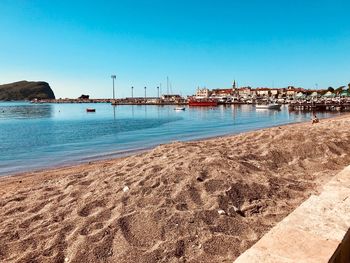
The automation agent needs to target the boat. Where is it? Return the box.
[255,103,281,110]
[188,98,218,107]
[174,107,185,111]
[86,108,96,112]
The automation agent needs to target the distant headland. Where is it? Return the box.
[0,81,55,101]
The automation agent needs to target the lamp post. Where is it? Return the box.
[111,75,116,99]
[167,76,169,96]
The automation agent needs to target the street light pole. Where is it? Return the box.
[111,75,116,99]
[167,76,169,96]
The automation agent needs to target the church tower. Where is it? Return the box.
[232,80,237,90]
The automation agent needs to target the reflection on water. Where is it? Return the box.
[0,102,342,175]
[112,105,116,120]
[0,104,53,119]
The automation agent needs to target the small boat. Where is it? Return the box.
[174,107,185,111]
[255,103,281,110]
[188,98,218,107]
[86,108,96,112]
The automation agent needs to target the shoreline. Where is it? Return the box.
[2,113,350,262]
[1,112,347,179]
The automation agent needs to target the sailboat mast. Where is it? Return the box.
[167,76,169,96]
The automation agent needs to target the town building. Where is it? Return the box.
[286,86,306,97]
[237,87,253,97]
[195,88,210,98]
[211,88,234,97]
[255,88,270,97]
[270,89,279,97]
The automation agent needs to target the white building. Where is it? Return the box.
[196,88,210,98]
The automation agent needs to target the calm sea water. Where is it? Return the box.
[0,102,341,175]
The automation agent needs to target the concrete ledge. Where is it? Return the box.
[330,228,350,263]
[234,166,350,263]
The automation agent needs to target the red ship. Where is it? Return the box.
[188,98,218,107]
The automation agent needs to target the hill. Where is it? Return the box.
[0,81,55,100]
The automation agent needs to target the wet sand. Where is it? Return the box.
[1,114,350,263]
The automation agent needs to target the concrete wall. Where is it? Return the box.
[235,166,350,263]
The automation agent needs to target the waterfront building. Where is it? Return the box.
[237,87,253,97]
[190,83,338,103]
[251,89,257,97]
[211,88,234,97]
[323,91,335,98]
[195,88,210,98]
[256,88,270,97]
[279,88,287,97]
[310,91,320,98]
[295,92,306,100]
[340,90,350,97]
[270,89,279,97]
[286,86,296,97]
[286,87,306,97]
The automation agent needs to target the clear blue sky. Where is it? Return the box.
[0,0,349,98]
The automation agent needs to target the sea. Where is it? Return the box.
[0,102,341,176]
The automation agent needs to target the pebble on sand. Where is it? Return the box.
[218,209,226,215]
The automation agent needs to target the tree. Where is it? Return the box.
[327,87,334,92]
[335,86,346,94]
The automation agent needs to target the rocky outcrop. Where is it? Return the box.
[0,81,55,100]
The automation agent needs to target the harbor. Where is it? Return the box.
[30,83,350,112]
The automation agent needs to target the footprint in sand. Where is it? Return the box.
[18,214,43,229]
[78,200,106,217]
[29,200,51,213]
[4,206,27,216]
[118,212,163,248]
[79,179,94,186]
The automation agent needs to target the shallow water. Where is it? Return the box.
[0,102,341,175]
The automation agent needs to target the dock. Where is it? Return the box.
[289,102,350,111]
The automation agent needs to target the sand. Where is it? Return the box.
[1,114,350,263]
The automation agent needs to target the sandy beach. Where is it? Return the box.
[1,114,350,263]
